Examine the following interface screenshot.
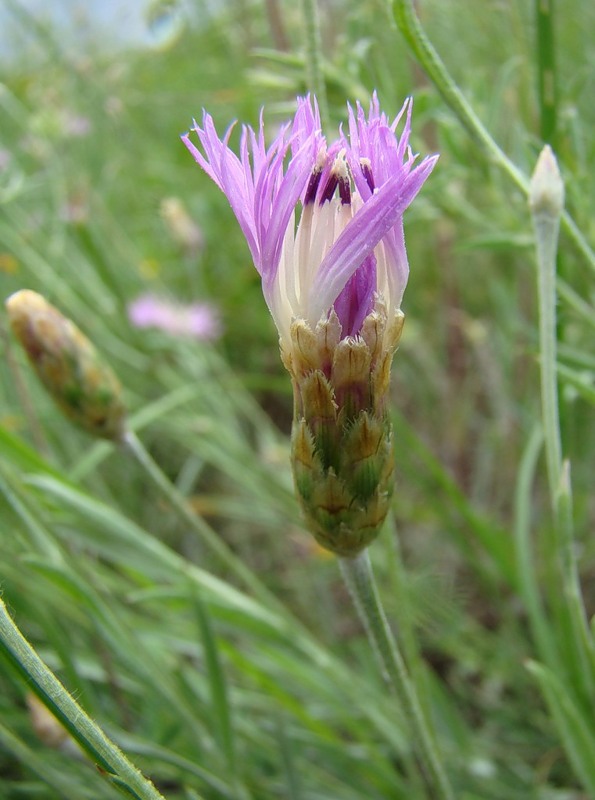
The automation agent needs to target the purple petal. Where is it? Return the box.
[308,154,438,322]
[333,253,377,336]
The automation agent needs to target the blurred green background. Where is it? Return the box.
[1,0,594,798]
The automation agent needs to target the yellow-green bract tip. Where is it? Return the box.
[283,300,404,557]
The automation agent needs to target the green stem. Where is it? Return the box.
[557,463,595,700]
[535,0,558,145]
[339,550,454,800]
[0,599,167,800]
[388,516,428,710]
[392,0,595,275]
[530,153,595,702]
[300,0,330,131]
[531,196,562,505]
[513,426,559,669]
[123,430,283,614]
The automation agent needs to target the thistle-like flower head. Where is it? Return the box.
[183,94,437,555]
[182,93,436,346]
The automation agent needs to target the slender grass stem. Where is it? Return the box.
[530,148,595,701]
[557,464,595,678]
[392,0,595,275]
[339,550,454,800]
[530,151,563,504]
[388,518,426,694]
[513,426,559,669]
[300,0,330,131]
[535,0,558,145]
[0,599,168,800]
[122,430,283,614]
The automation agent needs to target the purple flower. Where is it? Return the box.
[128,293,221,340]
[182,93,437,346]
[183,94,437,555]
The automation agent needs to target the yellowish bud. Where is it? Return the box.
[6,290,126,441]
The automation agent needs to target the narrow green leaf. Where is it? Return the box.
[192,590,236,776]
[0,720,110,800]
[527,660,595,795]
[513,427,558,667]
[557,363,595,405]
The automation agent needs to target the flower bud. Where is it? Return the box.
[529,145,564,219]
[6,290,126,440]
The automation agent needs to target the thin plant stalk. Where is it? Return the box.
[0,599,169,800]
[122,430,284,615]
[300,0,330,131]
[339,550,454,800]
[530,152,563,504]
[388,514,429,712]
[513,426,558,669]
[535,0,558,145]
[392,0,595,275]
[529,148,595,701]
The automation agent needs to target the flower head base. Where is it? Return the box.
[183,94,436,555]
[284,300,404,555]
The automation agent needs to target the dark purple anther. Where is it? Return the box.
[319,172,339,205]
[360,159,375,192]
[304,167,323,205]
[338,175,351,205]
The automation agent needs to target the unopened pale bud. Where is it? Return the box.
[282,300,403,557]
[6,290,126,440]
[529,145,564,219]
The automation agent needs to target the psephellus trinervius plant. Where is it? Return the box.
[183,94,437,556]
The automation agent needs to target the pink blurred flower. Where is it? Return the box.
[128,293,221,340]
[62,113,92,137]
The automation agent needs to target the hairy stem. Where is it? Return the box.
[339,550,454,800]
[0,599,167,800]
